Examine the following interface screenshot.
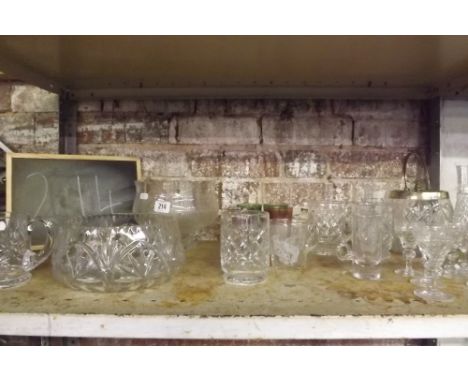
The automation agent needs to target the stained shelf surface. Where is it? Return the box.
[0,241,467,339]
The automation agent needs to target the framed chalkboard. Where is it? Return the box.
[6,153,142,217]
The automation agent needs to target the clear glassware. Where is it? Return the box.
[389,191,453,280]
[447,166,468,278]
[411,224,454,303]
[390,198,417,277]
[270,218,307,268]
[0,213,54,289]
[306,201,351,257]
[51,213,184,292]
[349,201,388,280]
[220,209,270,285]
[133,180,219,250]
[405,193,453,226]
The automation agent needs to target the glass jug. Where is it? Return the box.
[133,179,219,250]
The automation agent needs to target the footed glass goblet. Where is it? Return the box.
[411,224,454,303]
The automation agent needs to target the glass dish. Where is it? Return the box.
[51,213,184,292]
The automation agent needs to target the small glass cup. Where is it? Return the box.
[350,202,388,280]
[220,209,270,285]
[270,218,307,268]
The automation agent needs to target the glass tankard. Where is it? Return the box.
[349,201,389,280]
[306,201,351,257]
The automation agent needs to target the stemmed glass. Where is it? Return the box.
[446,165,468,279]
[411,224,454,303]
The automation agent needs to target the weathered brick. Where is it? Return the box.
[178,116,260,144]
[78,122,125,144]
[283,150,326,178]
[11,85,58,112]
[142,100,195,114]
[354,118,423,148]
[78,145,188,177]
[35,128,59,147]
[323,181,353,201]
[221,151,280,178]
[125,114,170,143]
[141,151,189,178]
[333,100,424,120]
[0,112,35,147]
[35,112,59,129]
[0,83,11,112]
[78,111,114,125]
[221,181,261,208]
[262,115,352,146]
[196,100,227,115]
[77,101,101,112]
[328,150,408,179]
[34,113,59,147]
[353,179,404,201]
[262,182,324,207]
[187,151,221,177]
[225,100,265,115]
[224,99,301,116]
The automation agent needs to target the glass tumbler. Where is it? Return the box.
[220,210,270,285]
[350,202,388,280]
[270,218,307,268]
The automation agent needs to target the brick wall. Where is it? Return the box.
[0,82,428,210]
[77,98,427,209]
[0,82,59,153]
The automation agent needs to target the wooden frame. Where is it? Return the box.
[6,152,142,213]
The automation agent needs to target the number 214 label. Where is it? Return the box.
[154,200,171,214]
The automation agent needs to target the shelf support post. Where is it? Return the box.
[426,98,441,189]
[59,91,78,154]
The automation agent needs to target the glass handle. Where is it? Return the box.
[402,152,430,191]
[28,218,55,257]
[336,239,353,261]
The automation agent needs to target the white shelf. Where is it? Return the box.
[0,242,467,339]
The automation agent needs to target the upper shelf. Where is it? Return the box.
[1,36,468,99]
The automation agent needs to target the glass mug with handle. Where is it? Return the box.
[347,201,389,280]
[0,213,54,289]
[306,201,351,259]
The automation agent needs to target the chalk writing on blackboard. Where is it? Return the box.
[7,153,141,217]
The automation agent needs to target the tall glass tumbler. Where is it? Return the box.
[350,202,388,280]
[220,210,270,285]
